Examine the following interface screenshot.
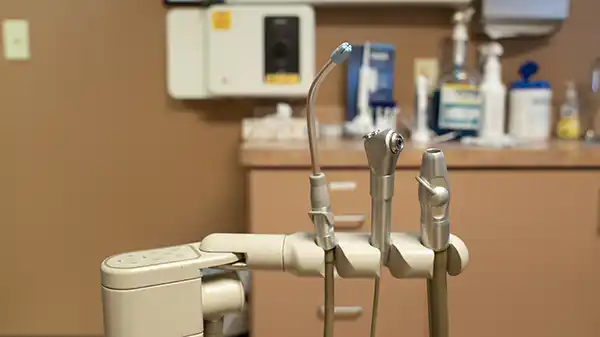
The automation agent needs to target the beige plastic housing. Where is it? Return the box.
[101,244,245,337]
[100,232,469,337]
[200,231,469,278]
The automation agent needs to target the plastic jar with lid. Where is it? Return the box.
[508,61,553,142]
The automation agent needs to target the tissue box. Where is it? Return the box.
[242,117,313,141]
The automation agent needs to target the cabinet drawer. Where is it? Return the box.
[249,170,370,233]
[249,170,421,234]
[252,271,427,337]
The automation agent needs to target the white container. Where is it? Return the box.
[509,88,552,141]
[508,61,552,142]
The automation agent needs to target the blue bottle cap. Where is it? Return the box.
[511,61,551,89]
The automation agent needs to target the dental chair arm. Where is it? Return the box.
[101,232,468,337]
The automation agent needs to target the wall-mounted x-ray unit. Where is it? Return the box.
[166,5,316,99]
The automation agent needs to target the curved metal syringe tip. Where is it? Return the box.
[306,42,353,175]
[330,42,353,64]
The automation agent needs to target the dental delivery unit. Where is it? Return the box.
[100,42,470,337]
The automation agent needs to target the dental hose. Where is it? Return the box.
[427,250,449,337]
[368,198,389,337]
[305,42,353,337]
[323,249,336,337]
[369,275,382,337]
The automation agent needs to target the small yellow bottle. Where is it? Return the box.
[557,81,581,140]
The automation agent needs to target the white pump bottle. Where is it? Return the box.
[479,42,506,140]
[451,8,474,72]
[462,42,514,147]
[462,41,516,147]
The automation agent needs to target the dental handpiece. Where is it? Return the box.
[305,42,352,337]
[416,148,451,337]
[364,129,404,257]
[363,129,405,337]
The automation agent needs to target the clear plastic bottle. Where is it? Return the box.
[557,81,581,140]
[430,8,482,139]
[584,57,600,141]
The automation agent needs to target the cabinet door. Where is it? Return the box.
[442,170,600,337]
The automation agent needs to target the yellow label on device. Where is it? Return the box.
[211,11,231,30]
[264,73,300,85]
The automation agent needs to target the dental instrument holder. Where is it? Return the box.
[100,43,470,337]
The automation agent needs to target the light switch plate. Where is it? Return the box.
[3,19,31,61]
[414,58,439,84]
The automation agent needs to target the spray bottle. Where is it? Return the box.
[462,42,514,147]
[479,42,508,141]
[430,7,482,139]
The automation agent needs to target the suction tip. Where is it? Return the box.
[330,42,352,65]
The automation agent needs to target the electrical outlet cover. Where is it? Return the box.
[3,19,31,60]
[414,58,439,84]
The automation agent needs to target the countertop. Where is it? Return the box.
[240,139,600,169]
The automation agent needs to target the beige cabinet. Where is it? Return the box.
[447,170,600,337]
[249,168,600,337]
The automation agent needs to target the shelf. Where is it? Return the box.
[240,139,600,169]
[226,0,471,7]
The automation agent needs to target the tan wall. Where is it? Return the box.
[1,0,599,335]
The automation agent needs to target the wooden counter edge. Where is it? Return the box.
[240,140,600,169]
